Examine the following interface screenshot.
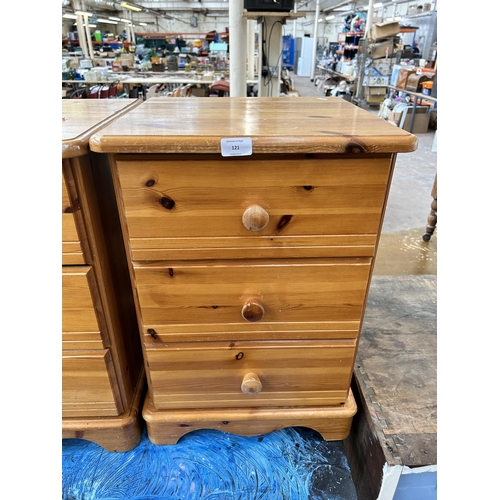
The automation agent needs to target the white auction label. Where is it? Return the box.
[220,137,253,157]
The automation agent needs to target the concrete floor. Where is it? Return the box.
[288,72,437,277]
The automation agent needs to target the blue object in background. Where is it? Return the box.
[282,36,295,68]
[63,427,358,500]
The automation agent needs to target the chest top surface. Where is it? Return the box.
[89,97,418,155]
[62,99,140,159]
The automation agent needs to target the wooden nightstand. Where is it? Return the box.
[89,97,417,445]
[62,100,145,452]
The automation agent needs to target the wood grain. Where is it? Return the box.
[62,99,141,158]
[62,172,85,264]
[133,258,371,327]
[143,388,357,445]
[62,266,105,350]
[89,97,418,154]
[113,155,392,260]
[142,321,361,343]
[354,275,437,467]
[145,339,356,409]
[67,153,142,413]
[62,101,145,452]
[62,349,122,417]
[62,368,146,452]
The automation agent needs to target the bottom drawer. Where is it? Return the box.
[62,349,123,418]
[146,339,356,410]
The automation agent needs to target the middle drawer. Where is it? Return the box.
[134,257,371,342]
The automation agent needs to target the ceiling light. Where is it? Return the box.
[325,15,336,20]
[75,10,93,16]
[63,13,77,19]
[97,19,118,24]
[318,19,324,22]
[109,17,121,21]
[139,22,147,26]
[374,2,384,7]
[121,19,132,23]
[121,2,142,11]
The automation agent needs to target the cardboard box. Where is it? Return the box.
[368,39,394,59]
[367,21,400,41]
[363,75,389,87]
[120,53,135,67]
[365,86,387,96]
[190,86,208,97]
[387,106,430,133]
[396,69,416,89]
[366,95,386,104]
[390,64,415,86]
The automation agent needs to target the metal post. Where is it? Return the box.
[84,18,94,61]
[229,0,247,96]
[293,2,297,39]
[365,0,375,38]
[247,20,256,80]
[310,0,320,81]
[76,14,89,59]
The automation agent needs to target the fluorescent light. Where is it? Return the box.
[325,15,336,20]
[75,10,93,16]
[121,2,142,11]
[121,18,132,23]
[97,19,118,24]
[318,18,324,22]
[109,17,121,21]
[63,13,77,19]
[139,22,147,26]
[374,2,384,7]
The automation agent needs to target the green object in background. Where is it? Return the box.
[95,30,102,42]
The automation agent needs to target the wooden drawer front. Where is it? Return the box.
[114,156,391,260]
[135,258,371,335]
[62,350,122,417]
[146,340,356,409]
[62,266,105,350]
[62,171,85,265]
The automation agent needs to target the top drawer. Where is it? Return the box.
[113,154,393,261]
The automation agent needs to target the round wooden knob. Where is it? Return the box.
[241,372,262,395]
[242,204,269,231]
[241,300,265,322]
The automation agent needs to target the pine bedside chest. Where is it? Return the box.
[62,99,145,451]
[89,97,418,445]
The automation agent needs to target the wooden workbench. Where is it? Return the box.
[344,274,437,499]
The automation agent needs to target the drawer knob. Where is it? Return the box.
[242,204,269,231]
[241,372,262,395]
[241,300,265,322]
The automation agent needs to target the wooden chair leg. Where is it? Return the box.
[423,175,437,242]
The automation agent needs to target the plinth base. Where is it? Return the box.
[142,388,357,445]
[62,370,146,452]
